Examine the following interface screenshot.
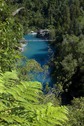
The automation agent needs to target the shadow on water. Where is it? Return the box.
[31,53,49,65]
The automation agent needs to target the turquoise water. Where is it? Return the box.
[22,34,54,85]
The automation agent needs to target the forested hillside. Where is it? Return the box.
[0,0,84,125]
[7,0,84,34]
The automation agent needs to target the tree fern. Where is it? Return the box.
[0,71,68,126]
[31,103,68,126]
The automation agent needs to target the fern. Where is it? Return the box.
[32,103,68,126]
[0,71,68,126]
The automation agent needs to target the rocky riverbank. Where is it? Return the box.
[36,29,50,39]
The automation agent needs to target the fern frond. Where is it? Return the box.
[0,71,68,126]
[33,103,68,126]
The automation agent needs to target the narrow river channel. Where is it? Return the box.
[22,33,54,86]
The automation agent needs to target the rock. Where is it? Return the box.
[36,29,50,39]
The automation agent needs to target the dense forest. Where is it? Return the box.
[0,0,84,126]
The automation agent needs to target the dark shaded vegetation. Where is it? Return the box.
[0,0,84,125]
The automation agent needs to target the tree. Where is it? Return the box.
[0,0,23,72]
[66,97,84,126]
[54,34,84,103]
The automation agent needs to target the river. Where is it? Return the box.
[22,33,54,86]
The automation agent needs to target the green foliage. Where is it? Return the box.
[0,71,68,126]
[43,93,60,106]
[0,1,84,126]
[66,97,84,126]
[54,34,84,99]
[0,0,23,72]
[33,103,68,126]
[17,59,43,81]
[6,0,84,38]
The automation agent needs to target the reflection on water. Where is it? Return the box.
[22,34,54,85]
